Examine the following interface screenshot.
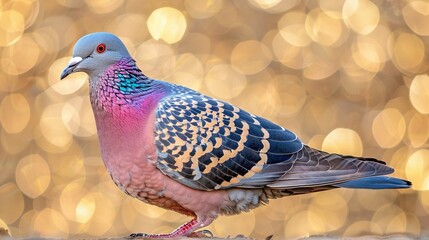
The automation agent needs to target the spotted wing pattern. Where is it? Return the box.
[154,88,304,191]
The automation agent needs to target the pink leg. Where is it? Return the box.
[129,218,212,238]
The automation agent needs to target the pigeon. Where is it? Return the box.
[61,32,411,238]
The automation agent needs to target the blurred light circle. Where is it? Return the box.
[272,32,305,69]
[309,192,348,232]
[406,149,429,191]
[0,10,25,46]
[389,32,425,72]
[85,0,124,14]
[62,97,97,138]
[248,0,282,9]
[83,192,116,236]
[409,75,429,114]
[49,57,87,95]
[205,64,247,99]
[372,108,406,148]
[343,0,379,35]
[343,221,372,237]
[351,36,386,72]
[33,208,69,237]
[302,48,340,80]
[249,0,300,13]
[5,0,40,29]
[1,36,40,75]
[37,104,73,151]
[15,154,51,198]
[322,128,363,156]
[172,53,204,81]
[231,40,272,75]
[111,14,148,42]
[0,183,24,224]
[75,195,96,223]
[0,93,30,134]
[134,39,175,78]
[407,111,429,148]
[213,212,255,236]
[269,75,307,117]
[305,8,343,46]
[147,7,187,44]
[184,0,223,19]
[278,11,311,47]
[402,1,429,36]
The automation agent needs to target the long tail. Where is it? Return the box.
[334,176,411,189]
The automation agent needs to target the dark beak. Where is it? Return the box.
[60,56,82,80]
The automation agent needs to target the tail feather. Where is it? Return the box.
[334,176,411,189]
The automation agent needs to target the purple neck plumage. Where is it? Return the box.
[89,57,164,113]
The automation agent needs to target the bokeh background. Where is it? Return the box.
[0,0,428,238]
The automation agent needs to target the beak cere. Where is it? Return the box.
[60,56,83,80]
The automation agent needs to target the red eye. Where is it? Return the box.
[96,43,106,53]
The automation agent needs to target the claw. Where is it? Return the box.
[188,229,213,238]
[128,233,147,238]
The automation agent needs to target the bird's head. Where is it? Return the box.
[60,32,131,80]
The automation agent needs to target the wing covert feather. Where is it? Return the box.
[154,90,303,190]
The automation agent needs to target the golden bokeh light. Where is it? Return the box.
[267,75,307,117]
[0,93,30,134]
[402,1,429,36]
[147,7,187,44]
[75,195,96,223]
[278,11,311,47]
[248,0,282,9]
[372,108,406,148]
[32,208,69,238]
[322,128,363,156]
[184,0,223,19]
[0,183,25,224]
[48,58,87,95]
[110,14,148,43]
[308,192,348,232]
[134,39,175,78]
[371,204,420,235]
[36,104,73,152]
[5,0,39,29]
[15,154,51,198]
[409,74,429,114]
[389,32,425,72]
[167,53,204,90]
[85,0,125,14]
[230,40,272,75]
[249,0,299,13]
[62,97,97,138]
[352,36,386,73]
[305,8,344,46]
[406,111,429,148]
[272,31,305,69]
[0,10,25,46]
[205,64,247,99]
[60,179,89,222]
[406,149,429,191]
[343,0,379,35]
[213,212,255,237]
[1,36,40,76]
[0,1,427,239]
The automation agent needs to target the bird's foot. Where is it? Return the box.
[188,229,213,238]
[128,231,213,238]
[128,218,213,238]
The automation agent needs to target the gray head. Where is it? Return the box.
[61,32,131,79]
